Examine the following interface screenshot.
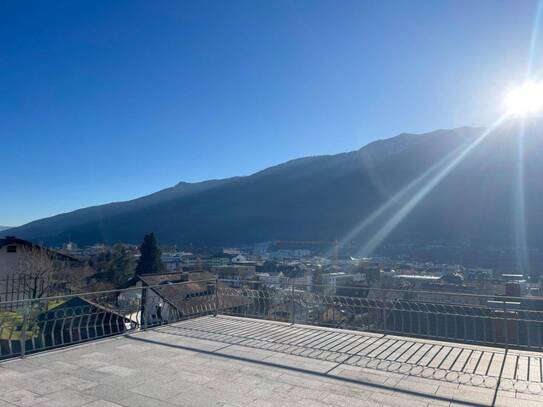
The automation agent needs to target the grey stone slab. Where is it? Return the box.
[287,386,330,402]
[95,365,137,377]
[369,392,430,407]
[84,402,124,407]
[202,382,265,405]
[70,358,110,369]
[168,385,242,407]
[0,368,25,382]
[451,388,494,405]
[81,384,134,404]
[1,361,40,374]
[0,389,48,407]
[394,377,439,395]
[254,388,305,405]
[34,390,96,407]
[52,376,98,392]
[44,361,81,372]
[129,380,187,401]
[118,394,177,407]
[11,377,69,396]
[495,394,543,407]
[323,393,374,406]
[68,367,116,383]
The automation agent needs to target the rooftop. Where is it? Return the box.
[1,315,542,407]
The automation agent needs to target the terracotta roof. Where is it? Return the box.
[136,273,250,316]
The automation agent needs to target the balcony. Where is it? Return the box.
[1,279,543,406]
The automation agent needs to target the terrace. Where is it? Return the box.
[1,279,543,406]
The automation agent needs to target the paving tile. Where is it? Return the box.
[168,385,248,407]
[323,393,374,406]
[117,394,177,407]
[95,365,137,377]
[370,392,429,407]
[0,368,25,383]
[129,380,187,401]
[494,395,543,407]
[287,386,330,401]
[84,402,124,407]
[0,389,47,407]
[35,389,96,407]
[81,384,134,403]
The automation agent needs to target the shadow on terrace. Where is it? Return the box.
[1,276,543,406]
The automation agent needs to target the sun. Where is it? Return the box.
[505,81,543,116]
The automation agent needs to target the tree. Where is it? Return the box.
[90,244,136,287]
[135,233,164,275]
[109,244,136,286]
[14,246,70,298]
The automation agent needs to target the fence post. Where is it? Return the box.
[503,300,509,351]
[214,278,219,317]
[290,280,295,325]
[141,287,147,331]
[20,301,30,358]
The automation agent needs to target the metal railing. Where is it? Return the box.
[0,279,219,359]
[218,279,543,352]
[0,274,66,306]
[2,277,543,361]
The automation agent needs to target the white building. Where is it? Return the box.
[0,236,80,279]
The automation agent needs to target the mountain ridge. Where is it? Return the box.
[6,122,543,257]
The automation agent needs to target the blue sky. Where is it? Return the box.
[1,0,542,226]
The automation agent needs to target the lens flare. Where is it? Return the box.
[356,114,509,258]
[505,81,543,116]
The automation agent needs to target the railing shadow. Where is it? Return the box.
[157,315,526,390]
[126,332,491,407]
[150,315,543,403]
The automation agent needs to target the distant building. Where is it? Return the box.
[127,271,249,326]
[179,254,231,269]
[223,248,241,255]
[321,271,367,295]
[127,272,212,326]
[211,265,256,287]
[255,272,281,289]
[0,236,81,279]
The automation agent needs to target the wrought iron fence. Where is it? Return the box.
[0,279,219,359]
[2,277,543,361]
[0,274,59,308]
[217,280,543,352]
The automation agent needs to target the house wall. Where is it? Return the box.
[211,265,256,287]
[0,242,27,278]
[141,288,179,327]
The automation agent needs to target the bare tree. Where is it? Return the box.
[14,246,70,299]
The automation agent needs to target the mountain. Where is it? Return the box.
[7,120,543,257]
[0,226,12,232]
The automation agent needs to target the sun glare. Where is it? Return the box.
[505,81,543,116]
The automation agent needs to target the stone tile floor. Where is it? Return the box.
[1,315,542,406]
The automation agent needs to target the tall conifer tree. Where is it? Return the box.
[135,233,164,275]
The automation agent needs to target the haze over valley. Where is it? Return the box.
[6,119,543,273]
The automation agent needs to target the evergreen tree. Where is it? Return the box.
[109,244,136,286]
[135,233,165,275]
[90,244,136,287]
